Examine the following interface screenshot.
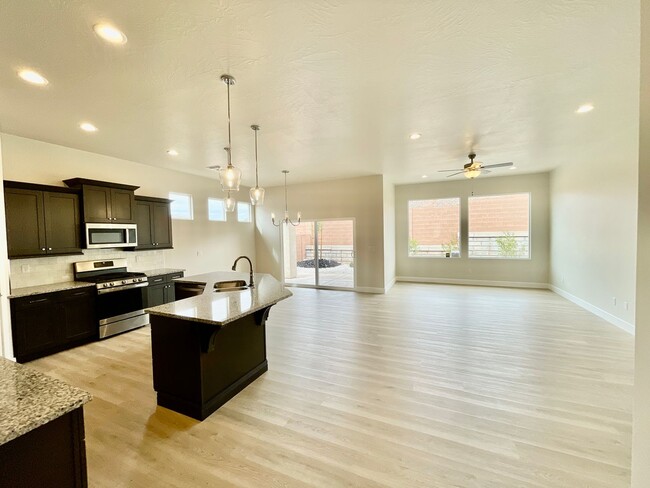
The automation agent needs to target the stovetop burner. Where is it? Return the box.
[73,258,148,292]
[79,271,147,284]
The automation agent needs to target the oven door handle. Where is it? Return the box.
[97,282,149,295]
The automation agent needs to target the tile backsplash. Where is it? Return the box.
[9,249,166,290]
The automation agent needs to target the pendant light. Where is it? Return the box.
[225,190,237,213]
[272,170,301,226]
[249,125,265,206]
[218,74,242,192]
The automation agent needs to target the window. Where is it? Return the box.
[468,193,530,259]
[237,202,252,223]
[208,198,226,222]
[169,192,193,220]
[408,198,460,257]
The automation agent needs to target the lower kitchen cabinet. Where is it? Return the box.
[144,272,183,308]
[11,288,97,363]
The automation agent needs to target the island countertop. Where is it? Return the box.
[0,358,92,445]
[146,271,292,326]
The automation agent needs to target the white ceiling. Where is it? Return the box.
[0,0,639,186]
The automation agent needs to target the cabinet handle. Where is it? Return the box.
[29,298,48,304]
[41,248,46,251]
[71,291,87,296]
[48,247,52,251]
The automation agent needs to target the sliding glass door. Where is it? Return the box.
[283,219,355,289]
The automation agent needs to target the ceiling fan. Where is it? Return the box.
[438,153,514,179]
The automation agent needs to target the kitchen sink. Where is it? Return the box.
[213,280,249,292]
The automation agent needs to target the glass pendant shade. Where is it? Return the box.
[250,186,265,206]
[464,168,481,179]
[225,192,237,212]
[219,164,242,191]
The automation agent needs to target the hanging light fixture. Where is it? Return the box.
[225,190,237,213]
[218,74,242,192]
[249,125,265,206]
[272,170,301,227]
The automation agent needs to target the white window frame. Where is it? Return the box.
[407,197,461,259]
[169,192,194,220]
[467,192,532,260]
[208,197,227,222]
[237,202,252,223]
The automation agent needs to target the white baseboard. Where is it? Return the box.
[549,285,635,335]
[355,286,386,294]
[395,276,548,289]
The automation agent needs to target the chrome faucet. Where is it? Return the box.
[232,256,255,288]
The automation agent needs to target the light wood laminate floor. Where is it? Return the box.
[29,284,634,488]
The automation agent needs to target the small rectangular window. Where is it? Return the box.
[237,202,252,223]
[169,192,193,220]
[408,198,460,258]
[468,193,530,259]
[208,198,226,222]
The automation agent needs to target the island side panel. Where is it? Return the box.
[150,315,204,419]
[149,311,269,421]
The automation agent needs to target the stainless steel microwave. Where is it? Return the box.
[85,223,137,249]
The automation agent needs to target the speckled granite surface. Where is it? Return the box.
[142,268,185,278]
[0,358,91,445]
[9,281,95,299]
[147,271,292,326]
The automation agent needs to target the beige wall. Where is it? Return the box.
[549,101,639,331]
[255,175,387,292]
[395,173,550,287]
[0,134,256,281]
[633,1,650,484]
[383,179,396,290]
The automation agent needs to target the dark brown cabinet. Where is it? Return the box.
[4,182,81,258]
[134,196,173,250]
[11,288,97,363]
[144,272,183,308]
[63,178,138,223]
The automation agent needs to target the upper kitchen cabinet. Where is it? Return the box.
[4,182,82,258]
[63,178,139,223]
[134,196,173,250]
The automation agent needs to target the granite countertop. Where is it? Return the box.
[146,271,292,327]
[9,281,95,299]
[142,268,185,278]
[0,358,91,445]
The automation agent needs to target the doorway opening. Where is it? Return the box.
[282,219,355,290]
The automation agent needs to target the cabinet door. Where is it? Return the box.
[164,283,176,303]
[152,202,173,248]
[146,283,167,308]
[110,188,135,223]
[11,296,62,360]
[4,188,47,257]
[82,185,112,222]
[43,192,81,254]
[135,200,154,249]
[60,289,97,342]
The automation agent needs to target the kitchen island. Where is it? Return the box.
[146,271,291,420]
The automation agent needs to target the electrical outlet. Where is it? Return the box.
[612,297,617,306]
[625,302,629,311]
[21,265,30,273]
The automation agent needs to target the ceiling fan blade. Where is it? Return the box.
[481,169,491,174]
[438,168,464,172]
[481,162,513,169]
[446,171,465,178]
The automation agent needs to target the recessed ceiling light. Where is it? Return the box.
[409,133,421,140]
[18,69,49,86]
[80,122,98,132]
[93,23,127,45]
[576,103,594,114]
[421,175,428,178]
[167,149,179,156]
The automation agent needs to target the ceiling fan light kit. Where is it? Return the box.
[439,152,514,179]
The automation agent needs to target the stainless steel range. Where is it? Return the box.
[74,259,149,338]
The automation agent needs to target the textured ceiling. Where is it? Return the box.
[0,0,639,186]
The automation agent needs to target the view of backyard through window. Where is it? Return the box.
[408,198,460,257]
[468,193,530,259]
